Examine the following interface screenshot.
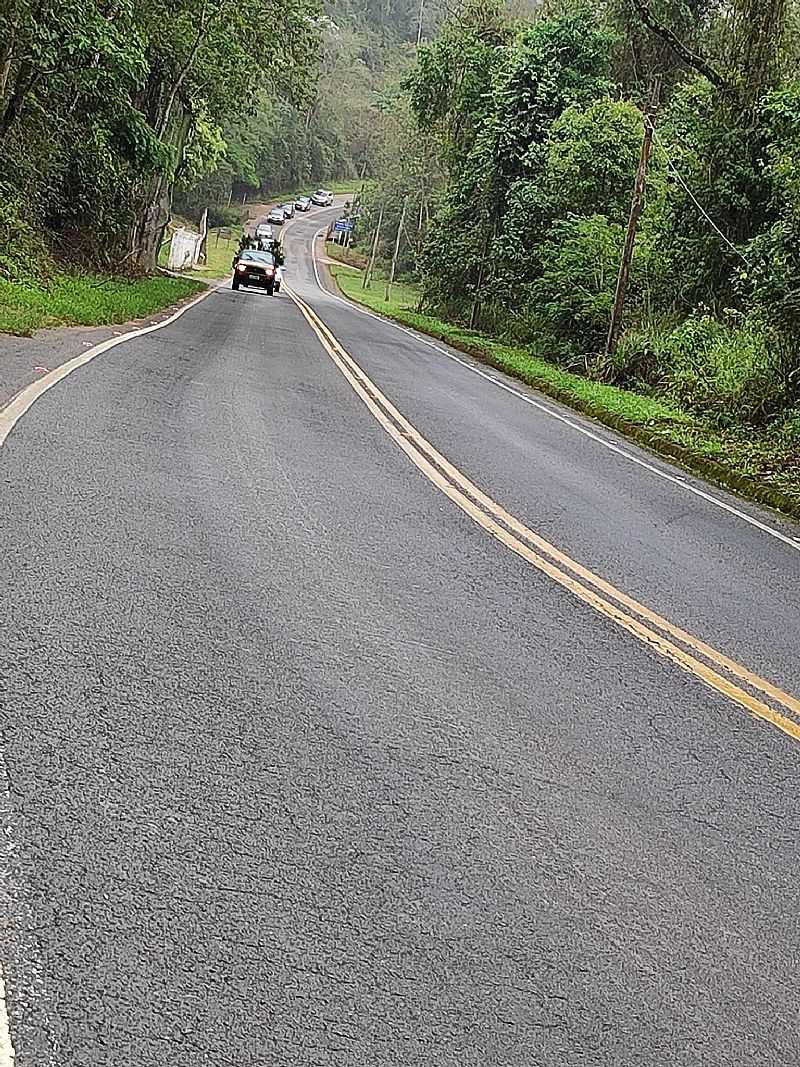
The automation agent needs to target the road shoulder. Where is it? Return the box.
[0,289,207,409]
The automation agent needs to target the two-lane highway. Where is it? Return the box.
[1,204,799,1066]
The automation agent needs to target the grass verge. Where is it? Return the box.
[0,272,205,337]
[327,257,800,521]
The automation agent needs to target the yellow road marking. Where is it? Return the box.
[288,286,800,744]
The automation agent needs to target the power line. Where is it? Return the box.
[652,131,751,265]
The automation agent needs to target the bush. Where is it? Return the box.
[615,315,795,425]
[207,204,244,230]
[524,214,624,353]
[0,183,54,285]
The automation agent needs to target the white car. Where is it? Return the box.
[311,189,333,207]
[255,223,273,241]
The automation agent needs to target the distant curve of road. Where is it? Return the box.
[1,202,799,1066]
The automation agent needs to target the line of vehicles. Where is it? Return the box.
[267,189,334,227]
[232,189,335,295]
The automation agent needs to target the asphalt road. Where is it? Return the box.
[1,204,799,1066]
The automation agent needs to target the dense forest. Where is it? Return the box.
[349,0,800,436]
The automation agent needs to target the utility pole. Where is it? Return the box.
[385,198,408,303]
[347,160,368,249]
[363,206,383,290]
[416,0,424,45]
[605,76,661,359]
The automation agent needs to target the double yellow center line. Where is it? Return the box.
[288,287,800,744]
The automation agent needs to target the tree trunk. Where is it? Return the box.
[0,62,39,141]
[127,107,192,272]
[0,0,23,104]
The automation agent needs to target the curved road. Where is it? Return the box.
[1,205,799,1065]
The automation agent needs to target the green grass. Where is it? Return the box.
[189,229,239,279]
[328,262,800,518]
[328,179,361,195]
[0,272,205,337]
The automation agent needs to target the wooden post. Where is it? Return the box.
[347,161,368,249]
[605,76,661,359]
[364,207,383,290]
[385,198,408,303]
[198,207,208,265]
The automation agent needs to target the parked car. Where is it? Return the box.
[231,250,278,294]
[295,196,311,212]
[255,223,273,241]
[311,189,333,207]
[281,202,295,219]
[267,206,285,225]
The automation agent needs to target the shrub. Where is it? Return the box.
[525,214,623,353]
[665,317,790,423]
[613,314,796,425]
[0,183,54,285]
[207,204,244,230]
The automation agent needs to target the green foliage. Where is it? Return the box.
[613,313,799,424]
[540,99,643,224]
[0,0,321,277]
[411,3,617,321]
[393,0,800,429]
[526,215,625,354]
[206,205,244,230]
[0,183,53,285]
[488,10,617,183]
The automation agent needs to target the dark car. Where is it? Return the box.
[232,250,278,293]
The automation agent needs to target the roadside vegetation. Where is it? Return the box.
[333,0,800,513]
[0,275,203,338]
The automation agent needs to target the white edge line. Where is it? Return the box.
[0,966,14,1066]
[309,228,800,554]
[0,284,219,448]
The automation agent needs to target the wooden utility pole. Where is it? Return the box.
[416,0,424,45]
[385,198,408,303]
[605,76,662,359]
[363,207,383,290]
[347,160,368,249]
